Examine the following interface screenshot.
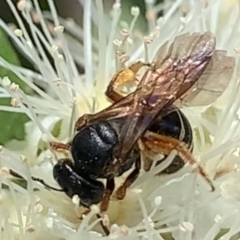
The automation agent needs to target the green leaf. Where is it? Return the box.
[214,228,240,240]
[2,179,28,190]
[51,119,63,138]
[0,28,31,145]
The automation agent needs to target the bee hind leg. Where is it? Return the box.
[140,131,215,191]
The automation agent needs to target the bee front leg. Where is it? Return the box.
[106,61,150,102]
[49,141,71,156]
[100,178,115,212]
[116,157,141,200]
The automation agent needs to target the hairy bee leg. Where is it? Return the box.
[116,157,141,200]
[105,61,150,102]
[100,178,115,212]
[141,131,215,191]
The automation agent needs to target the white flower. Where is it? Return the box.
[0,0,240,239]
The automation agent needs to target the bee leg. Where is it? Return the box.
[116,157,141,200]
[96,214,110,236]
[100,178,115,212]
[138,139,154,172]
[50,141,71,150]
[105,61,150,102]
[49,141,71,154]
[79,210,110,235]
[141,131,215,191]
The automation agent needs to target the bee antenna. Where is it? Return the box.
[9,169,64,192]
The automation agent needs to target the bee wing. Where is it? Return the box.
[175,50,235,106]
[114,32,217,161]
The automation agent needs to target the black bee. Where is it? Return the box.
[10,32,234,235]
[53,107,193,209]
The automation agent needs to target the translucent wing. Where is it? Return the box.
[175,50,235,106]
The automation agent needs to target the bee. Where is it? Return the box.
[9,32,234,234]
